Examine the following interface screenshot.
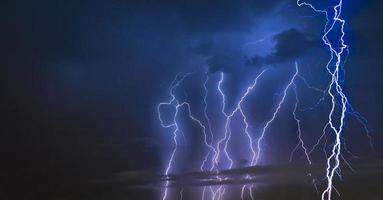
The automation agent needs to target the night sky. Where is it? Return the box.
[1,0,383,200]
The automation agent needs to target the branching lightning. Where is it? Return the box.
[158,73,216,200]
[213,69,268,200]
[156,1,372,200]
[289,81,311,165]
[296,0,359,200]
[253,63,299,165]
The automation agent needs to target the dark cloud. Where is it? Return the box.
[190,38,215,56]
[2,0,383,199]
[247,28,321,67]
[207,53,245,73]
[98,159,383,188]
[203,29,322,73]
[124,0,287,33]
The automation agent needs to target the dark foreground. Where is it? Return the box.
[5,160,381,200]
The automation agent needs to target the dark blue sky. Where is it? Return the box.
[1,0,382,199]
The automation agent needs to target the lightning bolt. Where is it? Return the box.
[156,1,372,199]
[212,69,268,200]
[253,62,299,165]
[214,69,268,168]
[158,73,216,200]
[289,81,311,165]
[157,73,189,200]
[201,74,217,200]
[237,62,299,200]
[298,73,373,155]
[296,1,350,199]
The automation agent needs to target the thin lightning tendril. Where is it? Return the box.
[239,62,299,199]
[289,82,311,164]
[157,1,371,199]
[213,69,268,200]
[158,73,216,200]
[253,62,299,165]
[157,73,189,200]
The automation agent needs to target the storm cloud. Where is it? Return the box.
[2,0,382,200]
[247,28,321,67]
[203,28,321,73]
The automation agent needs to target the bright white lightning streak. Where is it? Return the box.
[201,75,217,200]
[239,63,299,200]
[157,73,190,200]
[296,74,373,163]
[157,73,186,200]
[297,1,349,200]
[298,74,373,153]
[158,73,215,200]
[202,76,216,170]
[214,72,233,169]
[290,75,356,181]
[253,62,299,165]
[211,69,268,200]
